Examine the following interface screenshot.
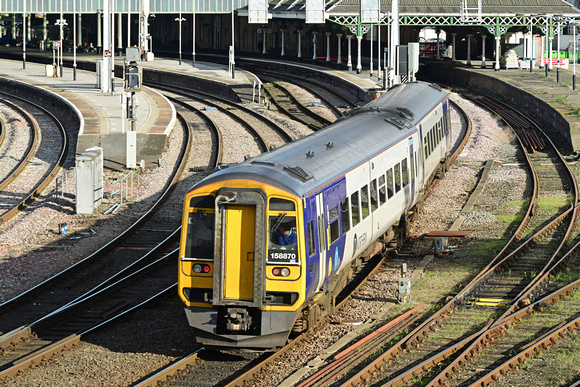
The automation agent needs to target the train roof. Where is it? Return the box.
[193,81,448,198]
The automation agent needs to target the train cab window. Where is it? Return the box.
[402,159,409,187]
[361,185,370,219]
[268,197,298,264]
[329,206,340,243]
[386,168,394,199]
[378,175,386,205]
[340,198,350,233]
[410,154,415,180]
[307,221,316,257]
[268,215,298,263]
[370,179,378,212]
[394,163,402,193]
[351,191,360,226]
[185,195,216,260]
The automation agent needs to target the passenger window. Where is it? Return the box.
[341,198,350,233]
[351,192,360,226]
[307,221,316,257]
[329,219,340,243]
[361,185,370,219]
[402,159,409,187]
[378,175,386,205]
[424,139,428,160]
[394,163,401,193]
[386,168,394,199]
[370,179,378,212]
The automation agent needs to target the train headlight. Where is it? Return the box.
[193,264,210,274]
[272,267,291,277]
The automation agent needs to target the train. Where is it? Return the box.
[178,80,451,349]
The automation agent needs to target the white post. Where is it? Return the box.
[98,10,102,53]
[73,0,77,80]
[326,31,331,65]
[452,32,456,61]
[466,33,472,65]
[347,34,353,71]
[312,31,318,63]
[356,34,362,74]
[297,29,302,61]
[480,34,486,68]
[262,28,267,56]
[337,33,343,66]
[549,36,554,70]
[127,0,131,47]
[378,21,381,79]
[281,29,285,59]
[117,13,123,54]
[231,0,235,79]
[370,25,374,76]
[574,24,577,90]
[101,0,112,92]
[22,1,26,69]
[436,29,440,60]
[59,0,64,77]
[390,0,399,82]
[494,36,500,71]
[192,0,196,66]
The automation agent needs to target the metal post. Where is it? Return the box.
[192,0,196,67]
[231,0,235,79]
[127,0,131,47]
[59,0,64,77]
[556,18,562,83]
[337,33,343,67]
[22,1,26,69]
[297,29,302,61]
[347,34,352,71]
[574,23,577,90]
[176,0,185,65]
[370,24,374,76]
[545,15,549,77]
[530,16,533,73]
[73,0,77,80]
[356,35,362,74]
[378,21,381,80]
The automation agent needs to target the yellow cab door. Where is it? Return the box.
[223,205,255,301]
[213,188,266,308]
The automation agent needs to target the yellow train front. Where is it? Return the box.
[179,173,307,348]
[178,81,451,349]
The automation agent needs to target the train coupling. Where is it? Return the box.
[225,308,253,331]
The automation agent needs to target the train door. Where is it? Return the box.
[222,205,255,300]
[213,189,265,308]
[315,192,327,292]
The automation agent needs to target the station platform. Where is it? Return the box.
[0,55,175,170]
[424,59,580,152]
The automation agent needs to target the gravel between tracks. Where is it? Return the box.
[0,90,531,386]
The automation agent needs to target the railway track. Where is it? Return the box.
[262,81,332,131]
[0,93,68,226]
[327,92,579,387]
[0,111,202,379]
[145,79,295,147]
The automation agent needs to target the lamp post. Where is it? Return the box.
[230,0,235,79]
[175,0,185,65]
[573,22,578,90]
[192,0,196,67]
[22,0,26,70]
[529,15,533,73]
[545,15,550,77]
[73,0,77,80]
[555,16,564,83]
[55,0,67,78]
